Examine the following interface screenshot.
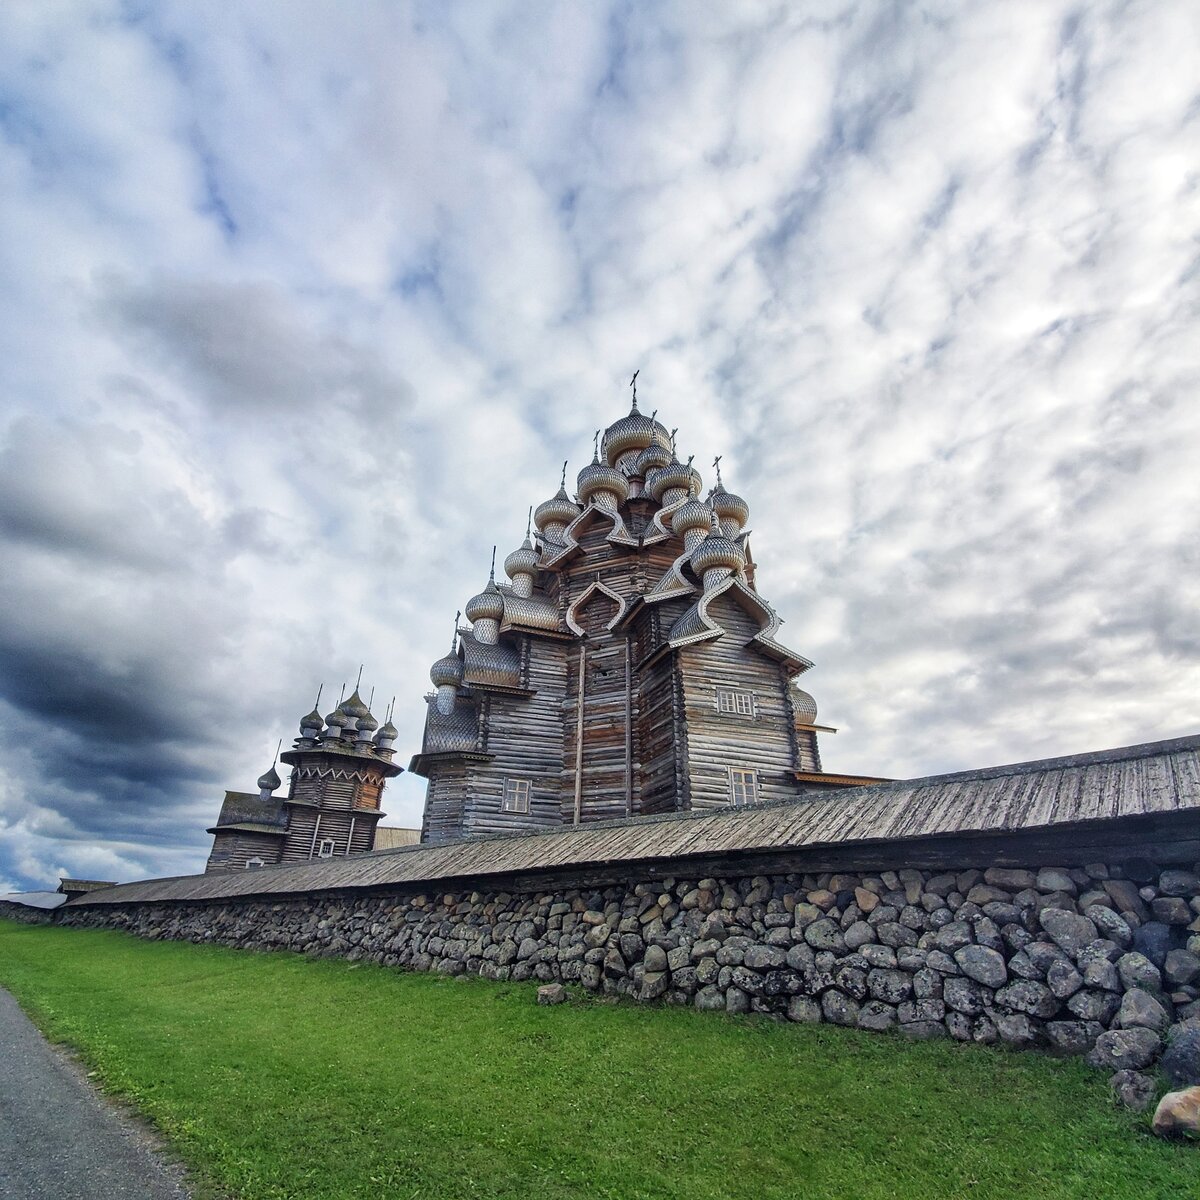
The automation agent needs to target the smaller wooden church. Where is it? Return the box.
[204,690,402,871]
[411,385,880,844]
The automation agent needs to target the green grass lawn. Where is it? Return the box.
[0,920,1191,1200]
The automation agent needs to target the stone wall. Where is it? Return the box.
[59,858,1200,1078]
[0,901,58,925]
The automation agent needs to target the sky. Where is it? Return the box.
[1,1,1198,892]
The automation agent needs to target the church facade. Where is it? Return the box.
[411,389,876,845]
[204,690,402,871]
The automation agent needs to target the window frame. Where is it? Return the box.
[317,838,335,859]
[244,856,265,870]
[728,767,758,807]
[716,687,755,717]
[501,777,531,814]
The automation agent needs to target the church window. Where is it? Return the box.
[717,688,754,716]
[729,768,758,807]
[317,838,335,858]
[245,857,265,869]
[502,778,531,814]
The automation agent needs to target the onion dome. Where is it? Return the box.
[690,518,747,577]
[711,483,749,529]
[576,451,629,506]
[792,687,818,725]
[324,705,348,730]
[646,457,703,502]
[256,764,281,793]
[374,718,398,744]
[672,498,715,539]
[356,709,378,736]
[342,689,370,721]
[430,651,464,688]
[299,704,323,734]
[465,579,505,623]
[504,539,539,580]
[634,440,673,478]
[600,396,672,467]
[534,461,582,533]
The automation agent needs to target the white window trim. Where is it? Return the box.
[502,777,531,814]
[729,767,758,807]
[317,838,335,858]
[716,687,755,717]
[245,857,265,869]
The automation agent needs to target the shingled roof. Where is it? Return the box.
[70,734,1200,907]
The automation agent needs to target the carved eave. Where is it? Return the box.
[644,551,698,604]
[565,579,629,636]
[280,746,404,779]
[206,821,288,837]
[640,490,690,547]
[408,750,494,777]
[540,503,639,570]
[663,576,814,674]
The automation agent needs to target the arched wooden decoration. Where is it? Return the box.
[565,580,628,637]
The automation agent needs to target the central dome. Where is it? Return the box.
[601,401,672,467]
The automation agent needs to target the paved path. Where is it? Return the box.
[0,987,190,1199]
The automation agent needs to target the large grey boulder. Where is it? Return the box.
[1116,988,1171,1033]
[857,1000,897,1031]
[996,980,1059,1018]
[867,968,913,1004]
[1160,1022,1200,1087]
[944,976,989,1016]
[821,989,860,1027]
[1165,949,1200,988]
[954,944,1008,988]
[1109,1069,1156,1112]
[1038,908,1098,959]
[1132,922,1175,967]
[1085,905,1133,949]
[1117,951,1162,993]
[1086,1027,1162,1071]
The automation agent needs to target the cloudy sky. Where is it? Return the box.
[1,2,1198,892]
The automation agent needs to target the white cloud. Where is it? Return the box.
[0,1,1196,889]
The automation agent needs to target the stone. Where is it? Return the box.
[1081,957,1120,992]
[854,887,879,913]
[695,985,726,1012]
[860,944,897,969]
[934,921,973,953]
[925,950,959,974]
[1086,1027,1162,1072]
[954,944,1008,988]
[899,1020,946,1040]
[946,1012,974,1041]
[1159,869,1200,897]
[877,922,918,948]
[984,867,1037,890]
[1117,952,1162,993]
[857,1000,897,1031]
[1160,1024,1200,1089]
[1152,1087,1200,1139]
[643,944,668,972]
[1116,988,1171,1033]
[995,1012,1041,1048]
[808,889,838,911]
[804,918,846,953]
[743,945,785,971]
[1066,988,1121,1024]
[1165,950,1200,988]
[843,921,875,950]
[1084,905,1133,950]
[1038,908,1098,959]
[867,968,913,1004]
[1103,879,1148,919]
[821,990,860,1027]
[996,980,1058,1018]
[1109,1069,1156,1112]
[640,971,669,1001]
[1046,960,1084,1000]
[944,976,989,1016]
[787,995,822,1023]
[898,998,945,1024]
[725,987,750,1015]
[1045,1020,1100,1056]
[966,885,1012,906]
[913,968,942,1000]
[1153,897,1193,926]
[1036,867,1077,895]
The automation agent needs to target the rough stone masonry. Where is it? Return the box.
[58,857,1200,1090]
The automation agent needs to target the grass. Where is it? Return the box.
[0,920,1191,1199]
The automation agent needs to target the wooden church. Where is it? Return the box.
[411,385,877,844]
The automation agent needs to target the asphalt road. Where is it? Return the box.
[0,987,191,1199]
